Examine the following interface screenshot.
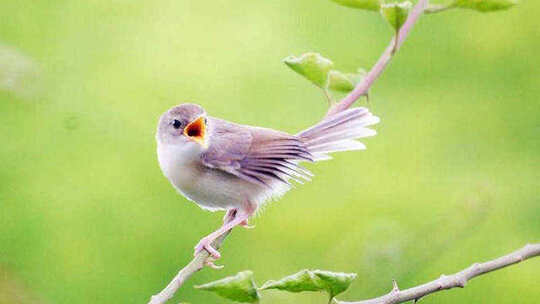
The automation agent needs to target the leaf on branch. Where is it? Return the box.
[330,0,381,11]
[380,1,413,32]
[328,71,354,92]
[259,269,357,299]
[452,0,517,12]
[284,53,334,88]
[195,270,260,303]
[327,69,366,93]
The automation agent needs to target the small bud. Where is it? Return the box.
[330,0,381,11]
[283,52,334,88]
[328,70,354,92]
[327,69,366,92]
[452,0,517,12]
[380,2,412,32]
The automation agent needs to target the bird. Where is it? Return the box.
[156,103,379,259]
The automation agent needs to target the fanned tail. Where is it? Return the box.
[297,107,379,161]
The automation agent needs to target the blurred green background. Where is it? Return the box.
[0,0,538,303]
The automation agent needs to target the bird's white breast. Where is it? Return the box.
[157,142,271,212]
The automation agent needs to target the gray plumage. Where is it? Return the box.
[156,103,379,213]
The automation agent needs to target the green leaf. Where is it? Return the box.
[260,269,356,299]
[195,270,260,303]
[327,70,354,92]
[327,69,366,92]
[314,270,358,298]
[330,0,381,11]
[283,53,334,87]
[452,0,516,12]
[380,2,412,32]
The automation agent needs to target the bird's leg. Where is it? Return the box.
[223,209,237,224]
[194,209,253,259]
[223,209,254,229]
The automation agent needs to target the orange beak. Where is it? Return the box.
[184,116,207,148]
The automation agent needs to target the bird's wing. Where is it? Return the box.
[201,118,314,188]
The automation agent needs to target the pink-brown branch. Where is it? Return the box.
[326,0,429,116]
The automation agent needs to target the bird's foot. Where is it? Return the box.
[197,207,254,259]
[194,236,221,259]
[205,257,224,269]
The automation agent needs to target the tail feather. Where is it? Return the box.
[297,107,379,160]
[304,127,376,146]
[311,153,333,161]
[298,108,370,139]
[309,139,366,153]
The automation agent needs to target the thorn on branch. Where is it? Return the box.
[391,279,400,292]
[437,275,446,290]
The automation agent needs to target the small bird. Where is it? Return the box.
[156,103,379,259]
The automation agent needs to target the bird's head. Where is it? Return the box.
[156,103,208,149]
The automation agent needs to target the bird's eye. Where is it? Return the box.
[172,119,182,129]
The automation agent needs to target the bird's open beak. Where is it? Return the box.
[184,116,207,148]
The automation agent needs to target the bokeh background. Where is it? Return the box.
[1,0,538,303]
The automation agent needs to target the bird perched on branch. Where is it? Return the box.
[156,103,379,259]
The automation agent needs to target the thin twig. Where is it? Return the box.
[326,0,429,117]
[338,243,540,304]
[148,228,232,304]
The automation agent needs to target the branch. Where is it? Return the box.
[338,243,540,304]
[148,1,433,302]
[148,228,232,304]
[326,0,429,117]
